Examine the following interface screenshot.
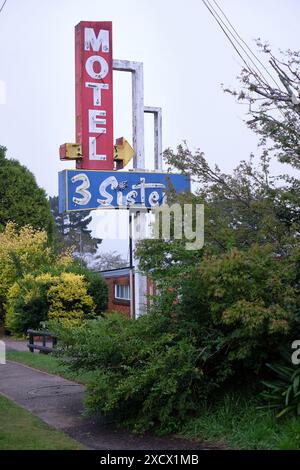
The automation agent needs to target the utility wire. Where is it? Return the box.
[203,0,269,88]
[202,0,287,119]
[0,0,7,14]
[211,0,282,90]
[202,0,251,72]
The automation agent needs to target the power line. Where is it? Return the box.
[0,0,7,14]
[202,0,254,74]
[202,0,287,118]
[203,0,270,88]
[211,0,282,90]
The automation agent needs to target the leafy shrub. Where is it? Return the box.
[45,241,300,436]
[221,300,290,363]
[54,243,299,434]
[70,267,108,316]
[0,223,107,328]
[0,223,51,323]
[5,273,53,335]
[85,272,108,316]
[6,272,95,334]
[55,313,210,435]
[41,264,108,317]
[260,358,300,417]
[160,244,295,374]
[47,272,95,326]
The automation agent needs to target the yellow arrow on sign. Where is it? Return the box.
[59,143,82,160]
[114,137,135,169]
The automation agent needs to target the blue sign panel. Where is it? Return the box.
[59,169,190,213]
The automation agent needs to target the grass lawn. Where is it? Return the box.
[181,393,300,450]
[6,350,93,385]
[0,394,86,450]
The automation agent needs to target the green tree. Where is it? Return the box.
[93,250,127,271]
[223,41,300,170]
[137,45,300,276]
[0,146,54,239]
[136,146,299,279]
[135,42,300,403]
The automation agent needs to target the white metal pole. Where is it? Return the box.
[113,60,145,168]
[113,61,162,318]
[129,212,135,319]
[113,60,147,317]
[144,106,163,170]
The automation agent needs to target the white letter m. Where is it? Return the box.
[84,28,109,52]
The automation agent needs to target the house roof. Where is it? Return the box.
[97,267,132,278]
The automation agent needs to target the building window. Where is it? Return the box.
[115,284,130,301]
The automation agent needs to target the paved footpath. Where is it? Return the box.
[3,338,28,352]
[0,342,212,450]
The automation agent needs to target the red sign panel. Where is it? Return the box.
[75,21,114,170]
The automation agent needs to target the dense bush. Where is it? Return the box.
[6,271,96,334]
[0,223,52,324]
[0,223,57,328]
[53,243,300,435]
[159,244,297,375]
[0,223,108,334]
[84,272,108,316]
[34,262,108,318]
[55,313,212,434]
[47,272,95,326]
[5,273,52,335]
[69,267,108,316]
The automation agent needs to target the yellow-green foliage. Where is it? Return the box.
[47,272,95,326]
[5,273,54,334]
[0,222,51,303]
[222,300,290,361]
[54,249,74,269]
[6,272,95,334]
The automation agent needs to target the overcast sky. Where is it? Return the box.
[1,0,299,258]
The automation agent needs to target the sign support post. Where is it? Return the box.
[129,212,135,319]
[113,59,146,317]
[113,60,145,168]
[144,106,163,170]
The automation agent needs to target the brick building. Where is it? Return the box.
[100,267,156,318]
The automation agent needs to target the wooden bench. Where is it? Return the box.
[27,329,58,354]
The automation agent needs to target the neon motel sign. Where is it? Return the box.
[75,21,114,170]
[59,169,191,212]
[59,21,191,213]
